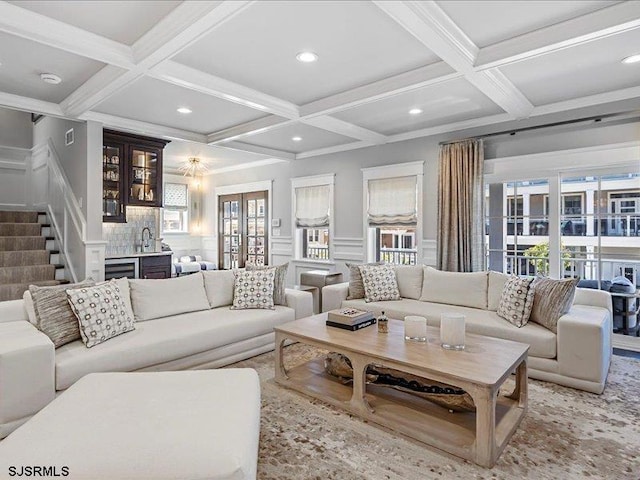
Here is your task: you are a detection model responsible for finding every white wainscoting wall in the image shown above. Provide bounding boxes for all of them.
[0,145,31,210]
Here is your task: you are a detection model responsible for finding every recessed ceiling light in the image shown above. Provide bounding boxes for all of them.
[177,107,192,114]
[296,51,318,63]
[409,108,422,115]
[292,136,302,142]
[622,54,640,64]
[40,73,62,85]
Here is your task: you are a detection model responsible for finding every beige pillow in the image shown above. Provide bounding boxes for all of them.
[203,270,236,308]
[529,277,579,333]
[358,264,401,303]
[29,280,94,348]
[231,269,276,310]
[246,263,288,305]
[346,262,382,299]
[66,280,135,348]
[488,271,510,311]
[496,276,536,327]
[393,265,423,300]
[129,272,210,322]
[419,267,488,309]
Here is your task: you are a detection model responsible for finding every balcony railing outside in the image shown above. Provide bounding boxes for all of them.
[494,215,640,237]
[305,245,329,260]
[380,248,417,265]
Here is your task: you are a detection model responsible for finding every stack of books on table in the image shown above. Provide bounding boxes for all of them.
[326,308,376,331]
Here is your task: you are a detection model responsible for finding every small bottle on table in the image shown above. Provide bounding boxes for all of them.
[378,311,388,333]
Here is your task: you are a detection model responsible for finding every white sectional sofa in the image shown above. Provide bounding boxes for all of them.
[0,271,313,438]
[323,267,612,394]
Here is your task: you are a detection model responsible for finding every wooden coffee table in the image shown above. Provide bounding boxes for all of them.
[274,314,529,468]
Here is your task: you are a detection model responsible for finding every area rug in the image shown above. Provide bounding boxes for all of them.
[228,344,640,480]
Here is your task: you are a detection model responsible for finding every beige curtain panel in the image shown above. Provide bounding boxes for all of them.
[437,139,485,272]
[368,176,417,226]
[295,185,331,227]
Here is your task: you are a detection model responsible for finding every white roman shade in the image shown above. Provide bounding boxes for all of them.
[164,183,188,210]
[295,185,330,228]
[368,176,417,226]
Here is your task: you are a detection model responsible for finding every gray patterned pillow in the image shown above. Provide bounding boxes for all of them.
[529,277,580,333]
[231,268,276,310]
[497,276,535,327]
[358,264,401,303]
[66,280,135,348]
[246,263,288,305]
[346,262,383,299]
[29,280,94,348]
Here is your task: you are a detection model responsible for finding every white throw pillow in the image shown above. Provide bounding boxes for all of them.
[358,264,401,303]
[231,269,276,310]
[488,271,510,311]
[203,269,237,308]
[393,265,424,300]
[419,267,489,309]
[66,280,135,348]
[496,276,536,327]
[129,272,210,321]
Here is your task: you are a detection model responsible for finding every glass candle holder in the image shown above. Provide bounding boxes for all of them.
[440,313,465,350]
[404,315,427,342]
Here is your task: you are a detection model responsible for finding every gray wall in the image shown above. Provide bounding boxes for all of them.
[0,107,32,149]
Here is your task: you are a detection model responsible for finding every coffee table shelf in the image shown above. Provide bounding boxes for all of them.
[275,314,529,467]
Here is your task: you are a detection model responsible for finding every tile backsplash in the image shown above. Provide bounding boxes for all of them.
[103,207,160,256]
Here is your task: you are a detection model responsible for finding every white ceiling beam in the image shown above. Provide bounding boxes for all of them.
[80,112,208,144]
[295,141,374,160]
[0,1,134,68]
[207,116,295,144]
[0,91,64,117]
[221,141,296,161]
[207,158,289,175]
[373,0,533,119]
[60,1,254,118]
[477,1,640,70]
[530,85,640,118]
[150,60,299,119]
[300,62,460,117]
[301,116,387,144]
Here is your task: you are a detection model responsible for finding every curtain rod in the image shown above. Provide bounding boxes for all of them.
[438,111,638,146]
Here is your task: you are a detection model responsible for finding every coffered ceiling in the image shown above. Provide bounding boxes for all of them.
[0,0,639,171]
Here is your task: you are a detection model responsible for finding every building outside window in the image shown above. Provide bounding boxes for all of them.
[291,174,334,261]
[485,171,640,286]
[163,182,189,233]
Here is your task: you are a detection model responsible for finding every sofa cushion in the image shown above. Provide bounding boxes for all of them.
[54,306,295,390]
[246,263,288,305]
[67,280,136,348]
[129,273,210,322]
[496,276,536,328]
[530,277,580,333]
[203,270,236,308]
[358,264,401,303]
[231,269,276,310]
[393,265,423,300]
[488,271,510,311]
[419,267,488,310]
[346,262,382,300]
[341,298,556,358]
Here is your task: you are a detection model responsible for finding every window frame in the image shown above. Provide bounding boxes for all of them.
[362,161,424,264]
[291,174,335,262]
[162,181,190,235]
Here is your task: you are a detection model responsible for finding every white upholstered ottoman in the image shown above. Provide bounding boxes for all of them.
[0,370,261,480]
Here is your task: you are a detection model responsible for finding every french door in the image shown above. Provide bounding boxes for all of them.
[218,191,268,269]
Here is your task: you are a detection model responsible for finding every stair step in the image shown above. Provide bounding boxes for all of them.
[0,264,56,284]
[0,211,39,224]
[0,250,50,267]
[0,223,43,237]
[0,280,64,302]
[0,236,46,251]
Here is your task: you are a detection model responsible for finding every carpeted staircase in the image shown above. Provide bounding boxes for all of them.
[0,211,67,301]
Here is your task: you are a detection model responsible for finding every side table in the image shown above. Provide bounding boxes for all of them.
[299,270,343,312]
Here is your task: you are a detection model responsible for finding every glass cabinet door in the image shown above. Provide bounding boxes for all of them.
[102,142,125,222]
[128,145,162,207]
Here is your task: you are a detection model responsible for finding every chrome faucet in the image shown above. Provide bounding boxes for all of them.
[141,227,153,252]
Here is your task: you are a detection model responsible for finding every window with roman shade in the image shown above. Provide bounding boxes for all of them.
[367,176,417,226]
[292,175,334,261]
[163,182,189,233]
